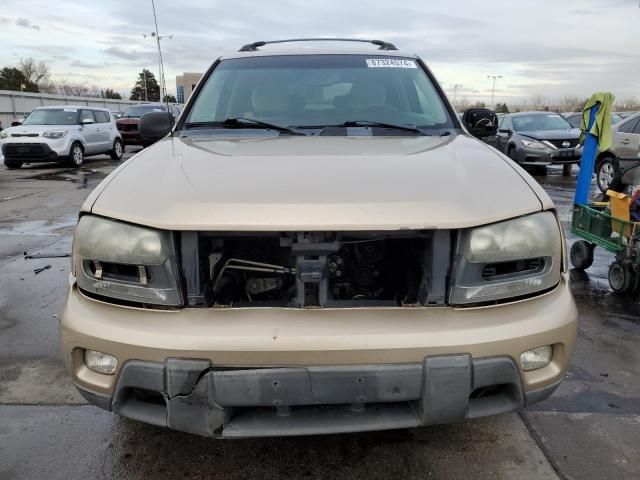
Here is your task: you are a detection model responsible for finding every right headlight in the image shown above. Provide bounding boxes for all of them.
[450,211,562,305]
[521,139,547,150]
[73,215,182,306]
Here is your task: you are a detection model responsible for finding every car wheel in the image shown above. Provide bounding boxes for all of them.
[608,261,633,293]
[508,146,518,162]
[596,157,622,193]
[4,159,23,169]
[110,138,124,161]
[570,240,595,270]
[67,142,84,168]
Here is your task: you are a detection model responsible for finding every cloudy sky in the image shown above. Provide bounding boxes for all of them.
[0,0,638,104]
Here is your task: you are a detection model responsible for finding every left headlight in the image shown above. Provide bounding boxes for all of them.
[521,139,547,150]
[73,215,182,306]
[0,130,8,139]
[43,130,68,139]
[450,211,562,305]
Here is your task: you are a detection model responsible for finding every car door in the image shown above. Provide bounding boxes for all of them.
[495,116,512,153]
[619,117,640,185]
[93,110,113,152]
[78,109,101,154]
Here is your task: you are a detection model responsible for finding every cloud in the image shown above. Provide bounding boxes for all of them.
[71,60,111,69]
[15,17,40,30]
[0,17,10,24]
[103,46,149,61]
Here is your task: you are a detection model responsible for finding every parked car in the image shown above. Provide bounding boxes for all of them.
[563,112,623,129]
[487,111,582,175]
[116,103,181,146]
[62,39,576,438]
[594,112,640,192]
[0,106,123,169]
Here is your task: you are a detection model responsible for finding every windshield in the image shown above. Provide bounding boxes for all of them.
[22,108,79,126]
[612,114,623,124]
[185,55,453,131]
[123,105,165,118]
[512,113,572,132]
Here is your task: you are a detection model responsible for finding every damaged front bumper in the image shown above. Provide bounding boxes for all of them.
[75,356,559,437]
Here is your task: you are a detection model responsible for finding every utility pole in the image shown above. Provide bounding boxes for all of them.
[487,75,502,107]
[452,84,462,104]
[142,0,172,103]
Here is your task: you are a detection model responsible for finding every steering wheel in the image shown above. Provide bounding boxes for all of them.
[353,104,399,115]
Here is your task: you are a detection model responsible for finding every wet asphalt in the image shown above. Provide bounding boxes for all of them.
[0,155,638,480]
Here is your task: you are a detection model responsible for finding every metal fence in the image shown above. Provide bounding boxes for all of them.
[0,89,143,128]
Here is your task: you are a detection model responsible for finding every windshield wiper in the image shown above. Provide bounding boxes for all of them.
[184,117,305,135]
[329,120,429,135]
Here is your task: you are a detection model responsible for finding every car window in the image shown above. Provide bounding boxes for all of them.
[618,118,639,134]
[122,105,165,118]
[94,111,110,123]
[79,110,95,123]
[22,108,79,126]
[566,114,581,128]
[632,119,640,134]
[512,113,571,132]
[500,116,511,130]
[186,54,453,130]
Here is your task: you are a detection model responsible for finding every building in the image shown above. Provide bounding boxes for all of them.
[176,73,203,104]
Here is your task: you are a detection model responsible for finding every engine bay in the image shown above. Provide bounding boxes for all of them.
[180,230,452,308]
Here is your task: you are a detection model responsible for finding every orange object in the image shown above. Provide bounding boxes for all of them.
[606,190,632,236]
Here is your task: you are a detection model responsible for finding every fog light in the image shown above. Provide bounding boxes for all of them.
[84,349,117,375]
[520,345,552,371]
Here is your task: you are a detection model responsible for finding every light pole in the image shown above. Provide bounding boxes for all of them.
[487,75,502,107]
[451,84,462,104]
[142,0,172,103]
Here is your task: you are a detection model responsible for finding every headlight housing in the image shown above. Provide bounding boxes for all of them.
[0,130,8,139]
[73,215,182,306]
[521,139,547,150]
[43,130,68,139]
[450,211,562,305]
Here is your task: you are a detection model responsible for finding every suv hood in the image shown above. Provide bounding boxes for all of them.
[2,124,77,136]
[88,134,545,230]
[519,129,580,141]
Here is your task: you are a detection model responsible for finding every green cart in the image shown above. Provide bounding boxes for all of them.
[570,203,640,293]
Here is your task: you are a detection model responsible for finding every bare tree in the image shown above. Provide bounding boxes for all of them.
[48,79,101,97]
[528,94,548,111]
[615,97,640,112]
[453,97,471,112]
[560,95,587,113]
[18,57,50,84]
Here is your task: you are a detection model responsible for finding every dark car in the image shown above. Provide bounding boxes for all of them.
[563,112,623,129]
[117,103,181,146]
[487,112,582,175]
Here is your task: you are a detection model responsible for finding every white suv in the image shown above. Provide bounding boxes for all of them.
[1,106,124,169]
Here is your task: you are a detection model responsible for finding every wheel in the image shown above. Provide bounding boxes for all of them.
[596,157,623,193]
[608,261,633,293]
[3,159,23,169]
[110,138,124,161]
[570,241,595,270]
[67,142,84,168]
[507,146,520,164]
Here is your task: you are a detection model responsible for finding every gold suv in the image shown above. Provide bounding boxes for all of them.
[61,39,577,437]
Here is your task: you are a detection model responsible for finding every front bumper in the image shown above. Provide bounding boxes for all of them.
[61,276,577,436]
[516,146,582,166]
[75,356,560,437]
[1,138,72,162]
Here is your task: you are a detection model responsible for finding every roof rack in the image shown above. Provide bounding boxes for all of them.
[238,38,398,52]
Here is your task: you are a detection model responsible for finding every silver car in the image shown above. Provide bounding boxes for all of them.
[595,112,640,192]
[0,106,124,169]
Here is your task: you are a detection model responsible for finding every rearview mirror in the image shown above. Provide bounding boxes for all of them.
[139,111,173,145]
[462,108,498,139]
[81,118,94,125]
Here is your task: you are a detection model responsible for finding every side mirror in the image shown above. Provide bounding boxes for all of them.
[81,118,95,125]
[498,128,512,135]
[139,111,173,145]
[462,108,498,139]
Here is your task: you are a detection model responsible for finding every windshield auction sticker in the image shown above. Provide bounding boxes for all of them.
[365,58,417,68]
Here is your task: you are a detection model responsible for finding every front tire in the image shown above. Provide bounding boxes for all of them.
[67,142,84,168]
[608,261,633,293]
[570,240,595,270]
[4,159,23,169]
[596,157,622,193]
[110,138,124,161]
